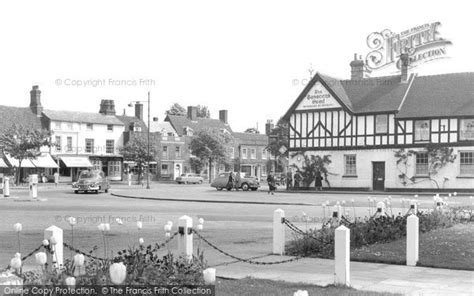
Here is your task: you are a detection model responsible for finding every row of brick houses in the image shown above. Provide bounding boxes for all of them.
[0,86,272,183]
[283,54,474,191]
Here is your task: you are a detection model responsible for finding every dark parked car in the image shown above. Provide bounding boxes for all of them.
[176,173,204,184]
[72,170,110,194]
[210,172,259,191]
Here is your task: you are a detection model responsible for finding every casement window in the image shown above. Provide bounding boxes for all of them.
[86,123,93,131]
[161,164,169,175]
[175,146,181,159]
[55,136,61,152]
[91,160,101,171]
[85,139,94,153]
[344,154,357,176]
[106,140,114,154]
[242,148,248,159]
[162,146,168,158]
[460,151,474,175]
[460,119,474,141]
[66,137,73,152]
[107,124,113,132]
[375,115,388,134]
[250,148,256,159]
[414,120,430,142]
[415,152,429,176]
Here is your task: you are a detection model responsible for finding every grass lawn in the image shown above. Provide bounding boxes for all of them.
[351,223,474,270]
[216,277,401,296]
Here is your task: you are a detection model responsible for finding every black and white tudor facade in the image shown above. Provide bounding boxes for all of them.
[283,56,474,191]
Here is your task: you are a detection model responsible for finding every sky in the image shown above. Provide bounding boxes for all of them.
[0,0,473,132]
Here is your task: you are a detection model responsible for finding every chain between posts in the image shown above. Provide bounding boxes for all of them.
[282,218,333,245]
[0,244,45,272]
[193,229,303,265]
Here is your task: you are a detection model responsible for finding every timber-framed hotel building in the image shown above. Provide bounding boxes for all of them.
[283,54,474,191]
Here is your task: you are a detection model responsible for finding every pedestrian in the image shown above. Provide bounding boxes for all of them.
[267,172,276,195]
[286,171,292,190]
[227,172,234,191]
[235,171,241,191]
[54,171,59,187]
[294,172,302,190]
[315,171,324,191]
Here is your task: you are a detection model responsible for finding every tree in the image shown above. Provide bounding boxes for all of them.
[244,127,260,134]
[189,129,233,182]
[290,154,332,188]
[119,137,157,184]
[0,124,53,185]
[165,103,186,116]
[266,118,289,172]
[188,157,204,174]
[196,105,210,118]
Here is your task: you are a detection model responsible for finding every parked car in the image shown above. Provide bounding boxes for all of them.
[72,170,110,194]
[210,172,260,191]
[176,173,204,184]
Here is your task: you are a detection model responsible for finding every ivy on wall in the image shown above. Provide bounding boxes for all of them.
[394,144,457,189]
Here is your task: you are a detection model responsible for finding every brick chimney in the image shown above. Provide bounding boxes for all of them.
[400,53,409,83]
[187,106,197,121]
[219,110,228,124]
[135,103,144,120]
[350,53,365,80]
[29,85,43,117]
[265,120,274,136]
[99,99,116,115]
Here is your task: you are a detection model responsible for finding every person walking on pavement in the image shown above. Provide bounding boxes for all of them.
[227,172,234,191]
[315,170,324,191]
[234,171,241,191]
[286,171,292,190]
[267,172,276,195]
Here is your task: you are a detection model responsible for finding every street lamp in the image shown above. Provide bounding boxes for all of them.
[128,91,151,189]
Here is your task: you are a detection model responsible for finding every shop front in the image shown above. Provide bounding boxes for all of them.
[59,156,93,182]
[89,156,123,181]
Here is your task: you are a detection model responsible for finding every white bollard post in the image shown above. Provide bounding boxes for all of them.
[406,214,419,266]
[335,225,350,286]
[273,209,285,255]
[376,201,386,217]
[178,215,193,261]
[44,225,63,271]
[4,177,10,197]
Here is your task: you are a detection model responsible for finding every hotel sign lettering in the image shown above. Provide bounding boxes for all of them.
[365,22,452,73]
[296,82,340,110]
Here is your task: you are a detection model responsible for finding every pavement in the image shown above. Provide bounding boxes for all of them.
[213,255,474,296]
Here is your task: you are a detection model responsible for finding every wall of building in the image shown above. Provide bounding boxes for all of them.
[290,146,474,190]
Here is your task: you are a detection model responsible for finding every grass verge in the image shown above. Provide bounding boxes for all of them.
[216,277,401,296]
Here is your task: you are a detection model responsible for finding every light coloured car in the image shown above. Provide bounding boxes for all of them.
[176,173,204,184]
[210,172,259,191]
[72,170,110,194]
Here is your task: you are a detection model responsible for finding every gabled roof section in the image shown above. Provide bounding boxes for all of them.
[397,72,474,118]
[340,75,411,113]
[0,106,43,133]
[165,115,232,136]
[233,132,268,146]
[116,115,148,132]
[149,121,177,135]
[44,110,124,125]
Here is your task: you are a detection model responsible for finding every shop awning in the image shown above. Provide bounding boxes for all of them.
[60,156,93,168]
[5,155,35,168]
[32,154,59,168]
[0,158,8,168]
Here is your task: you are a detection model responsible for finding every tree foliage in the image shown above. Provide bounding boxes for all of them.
[0,124,53,185]
[266,118,289,159]
[120,137,157,182]
[290,154,332,187]
[196,105,210,118]
[189,129,233,181]
[244,127,260,134]
[165,103,186,116]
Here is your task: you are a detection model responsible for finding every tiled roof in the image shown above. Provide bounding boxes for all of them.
[44,109,124,125]
[397,73,474,118]
[233,132,268,146]
[116,115,148,132]
[149,121,177,135]
[165,115,232,136]
[0,106,43,133]
[284,71,474,119]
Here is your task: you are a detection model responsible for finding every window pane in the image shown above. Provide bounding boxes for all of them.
[414,120,430,141]
[460,152,474,175]
[416,153,429,175]
[376,115,388,134]
[460,119,474,140]
[344,155,356,175]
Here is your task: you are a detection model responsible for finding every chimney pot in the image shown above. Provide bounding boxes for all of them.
[135,103,144,120]
[187,106,197,121]
[99,99,116,115]
[219,110,228,124]
[29,85,43,117]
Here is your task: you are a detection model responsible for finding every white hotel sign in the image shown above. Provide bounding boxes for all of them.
[296,81,340,110]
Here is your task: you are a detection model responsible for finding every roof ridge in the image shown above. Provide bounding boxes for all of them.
[415,71,474,78]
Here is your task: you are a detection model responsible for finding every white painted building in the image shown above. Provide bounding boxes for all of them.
[43,100,125,181]
[283,55,474,191]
